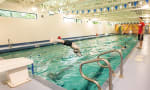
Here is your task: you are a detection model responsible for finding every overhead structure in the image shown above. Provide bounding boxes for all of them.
[1,0,150,22]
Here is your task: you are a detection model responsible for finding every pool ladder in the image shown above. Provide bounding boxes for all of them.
[80,58,112,90]
[97,49,124,78]
[80,49,124,90]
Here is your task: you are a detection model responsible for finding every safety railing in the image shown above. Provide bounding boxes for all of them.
[97,49,123,78]
[80,58,112,90]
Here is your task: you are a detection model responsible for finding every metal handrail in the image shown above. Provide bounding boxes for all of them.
[97,49,123,78]
[8,38,13,49]
[80,58,112,90]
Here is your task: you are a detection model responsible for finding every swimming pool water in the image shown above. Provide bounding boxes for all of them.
[0,35,137,90]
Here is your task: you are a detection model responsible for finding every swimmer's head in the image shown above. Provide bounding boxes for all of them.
[73,49,79,53]
[121,46,127,51]
[73,49,82,56]
[124,46,127,48]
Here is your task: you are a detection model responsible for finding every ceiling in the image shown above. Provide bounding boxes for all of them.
[2,0,150,23]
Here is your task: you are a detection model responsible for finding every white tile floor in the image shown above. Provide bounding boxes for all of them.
[0,79,53,90]
[0,75,66,90]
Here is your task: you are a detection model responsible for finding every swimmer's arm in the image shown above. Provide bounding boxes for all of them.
[76,52,82,56]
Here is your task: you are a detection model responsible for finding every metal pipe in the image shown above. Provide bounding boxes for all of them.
[97,50,123,78]
[80,58,112,90]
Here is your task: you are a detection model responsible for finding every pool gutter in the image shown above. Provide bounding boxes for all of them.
[0,34,116,54]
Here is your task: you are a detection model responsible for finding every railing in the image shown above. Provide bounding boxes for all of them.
[8,38,13,49]
[97,49,123,78]
[80,58,112,90]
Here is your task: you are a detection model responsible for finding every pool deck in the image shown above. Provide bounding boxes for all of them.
[0,75,66,90]
[106,34,150,90]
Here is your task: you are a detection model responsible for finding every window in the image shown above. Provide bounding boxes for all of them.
[0,9,37,19]
[0,10,11,17]
[93,21,101,24]
[76,19,82,24]
[63,17,75,23]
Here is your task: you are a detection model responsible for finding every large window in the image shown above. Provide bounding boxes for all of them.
[0,9,37,19]
[63,17,75,23]
[0,10,11,17]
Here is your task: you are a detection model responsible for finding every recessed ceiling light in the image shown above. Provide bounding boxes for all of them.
[59,3,63,6]
[139,1,143,5]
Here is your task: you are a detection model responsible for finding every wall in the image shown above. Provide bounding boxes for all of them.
[115,24,138,34]
[115,24,150,34]
[0,1,115,45]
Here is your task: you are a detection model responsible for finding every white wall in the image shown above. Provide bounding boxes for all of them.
[0,1,115,45]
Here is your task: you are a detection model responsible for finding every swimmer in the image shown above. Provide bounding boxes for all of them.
[50,38,82,56]
[115,45,127,53]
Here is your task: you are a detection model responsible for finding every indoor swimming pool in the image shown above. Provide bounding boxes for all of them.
[0,35,137,90]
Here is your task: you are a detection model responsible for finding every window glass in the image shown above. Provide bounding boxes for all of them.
[0,10,11,17]
[0,9,37,19]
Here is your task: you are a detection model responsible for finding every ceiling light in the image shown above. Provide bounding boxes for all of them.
[120,5,122,9]
[31,7,37,12]
[142,4,149,9]
[59,3,63,6]
[41,9,45,12]
[139,1,143,5]
[145,14,150,17]
[111,7,114,11]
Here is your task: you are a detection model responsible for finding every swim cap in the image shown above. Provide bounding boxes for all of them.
[58,36,61,39]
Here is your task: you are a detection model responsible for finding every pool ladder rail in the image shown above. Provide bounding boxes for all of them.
[80,58,112,90]
[97,49,124,78]
[80,49,124,90]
